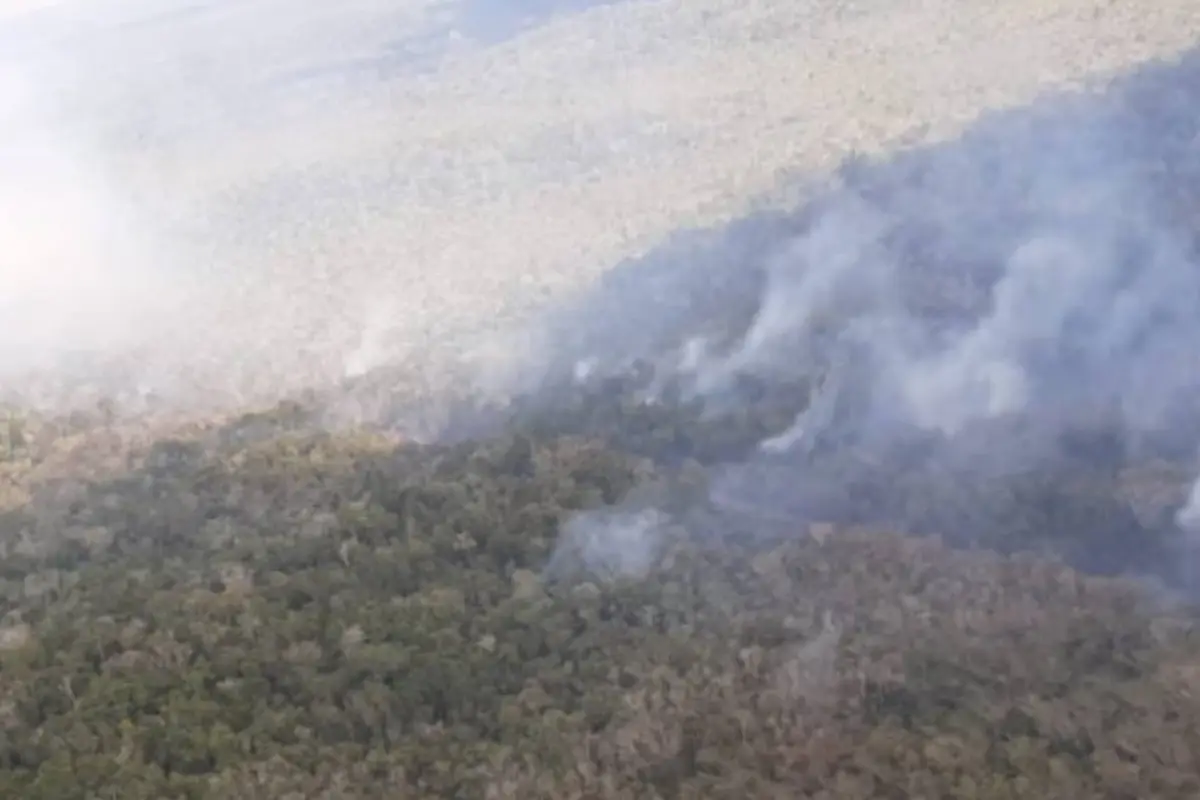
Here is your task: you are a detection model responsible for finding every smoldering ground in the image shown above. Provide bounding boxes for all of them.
[513,48,1200,591]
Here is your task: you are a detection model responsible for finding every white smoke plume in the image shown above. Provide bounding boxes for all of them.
[545,507,668,581]
[515,49,1200,587]
[0,64,184,382]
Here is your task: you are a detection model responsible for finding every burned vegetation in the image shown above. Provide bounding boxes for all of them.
[3,47,1200,800]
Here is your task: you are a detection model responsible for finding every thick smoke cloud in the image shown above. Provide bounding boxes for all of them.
[0,0,652,416]
[521,49,1200,588]
[0,62,186,395]
[0,2,447,414]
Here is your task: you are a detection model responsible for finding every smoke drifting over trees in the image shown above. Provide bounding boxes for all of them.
[498,49,1200,589]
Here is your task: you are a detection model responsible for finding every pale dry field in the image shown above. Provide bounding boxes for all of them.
[1,0,1198,407]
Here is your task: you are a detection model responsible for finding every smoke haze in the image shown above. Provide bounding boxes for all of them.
[0,64,182,378]
[1,1,1199,587]
[517,49,1200,589]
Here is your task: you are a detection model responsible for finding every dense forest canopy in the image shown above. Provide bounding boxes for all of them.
[2,44,1200,800]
